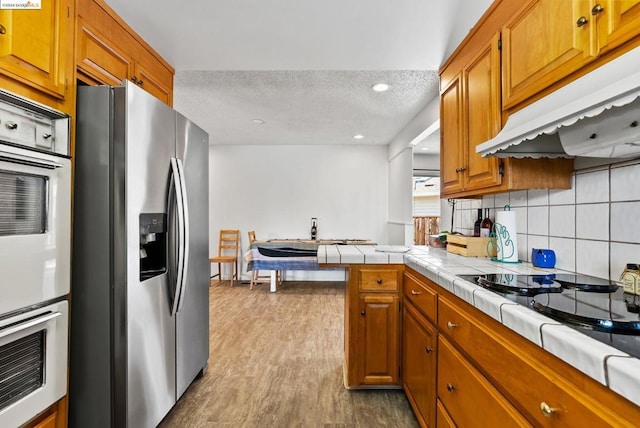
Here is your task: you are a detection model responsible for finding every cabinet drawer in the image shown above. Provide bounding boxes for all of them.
[359,268,398,291]
[436,399,455,428]
[403,271,437,323]
[438,296,638,427]
[438,336,530,427]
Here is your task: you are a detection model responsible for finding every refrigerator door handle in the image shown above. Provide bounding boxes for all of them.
[169,157,186,317]
[175,158,189,313]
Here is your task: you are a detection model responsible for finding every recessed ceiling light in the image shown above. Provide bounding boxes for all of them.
[353,134,364,140]
[252,119,264,124]
[371,83,390,92]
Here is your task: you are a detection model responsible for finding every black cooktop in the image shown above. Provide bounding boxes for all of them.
[459,273,640,359]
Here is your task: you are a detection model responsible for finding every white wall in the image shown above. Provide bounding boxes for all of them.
[209,144,389,280]
[388,147,413,245]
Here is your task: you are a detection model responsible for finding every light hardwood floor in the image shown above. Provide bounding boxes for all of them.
[159,280,419,427]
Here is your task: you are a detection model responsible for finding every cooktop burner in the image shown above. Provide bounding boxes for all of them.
[459,273,640,359]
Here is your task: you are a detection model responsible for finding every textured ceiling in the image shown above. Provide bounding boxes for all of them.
[174,70,439,146]
[103,0,493,148]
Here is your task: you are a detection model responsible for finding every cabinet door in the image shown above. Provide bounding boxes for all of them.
[462,33,502,191]
[403,303,436,428]
[76,17,134,85]
[133,60,173,105]
[0,0,70,99]
[440,75,464,195]
[358,294,399,385]
[502,0,594,109]
[596,0,640,54]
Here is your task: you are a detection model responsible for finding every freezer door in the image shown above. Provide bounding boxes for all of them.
[175,112,210,399]
[123,82,177,428]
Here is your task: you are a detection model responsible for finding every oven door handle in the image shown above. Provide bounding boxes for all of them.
[0,311,62,339]
[0,152,64,169]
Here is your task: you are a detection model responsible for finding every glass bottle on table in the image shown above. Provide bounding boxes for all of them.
[311,218,318,240]
[480,209,493,237]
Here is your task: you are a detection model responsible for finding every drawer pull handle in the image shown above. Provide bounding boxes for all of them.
[540,402,557,417]
[446,383,455,392]
[376,278,382,284]
[410,290,421,295]
[426,347,433,354]
[576,16,588,27]
[447,321,458,329]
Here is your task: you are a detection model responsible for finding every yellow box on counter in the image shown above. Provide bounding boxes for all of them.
[446,235,496,257]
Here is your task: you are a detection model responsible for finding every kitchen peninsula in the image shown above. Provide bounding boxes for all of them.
[319,245,640,427]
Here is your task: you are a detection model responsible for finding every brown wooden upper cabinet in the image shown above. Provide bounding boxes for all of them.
[502,0,640,110]
[76,0,174,105]
[0,0,75,114]
[441,33,502,196]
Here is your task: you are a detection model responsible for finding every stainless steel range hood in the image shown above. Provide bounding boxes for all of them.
[477,46,640,159]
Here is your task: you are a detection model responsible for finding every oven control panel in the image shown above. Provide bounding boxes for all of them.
[0,90,69,157]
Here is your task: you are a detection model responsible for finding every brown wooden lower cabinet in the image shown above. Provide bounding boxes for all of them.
[402,301,436,428]
[436,399,455,428]
[438,336,531,427]
[401,267,640,427]
[344,264,403,388]
[23,396,67,428]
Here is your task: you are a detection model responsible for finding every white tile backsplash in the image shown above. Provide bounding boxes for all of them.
[549,176,576,205]
[611,201,640,244]
[611,162,640,202]
[549,205,575,238]
[576,169,609,203]
[527,206,549,236]
[528,189,549,206]
[576,203,609,241]
[495,193,510,209]
[549,237,575,272]
[453,160,640,279]
[610,242,640,281]
[576,240,610,279]
[509,190,527,207]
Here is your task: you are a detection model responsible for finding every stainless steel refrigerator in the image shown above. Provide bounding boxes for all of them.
[70,81,209,428]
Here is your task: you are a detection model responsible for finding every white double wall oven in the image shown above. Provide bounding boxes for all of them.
[0,90,71,428]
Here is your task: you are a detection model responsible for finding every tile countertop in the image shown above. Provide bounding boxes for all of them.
[317,244,640,407]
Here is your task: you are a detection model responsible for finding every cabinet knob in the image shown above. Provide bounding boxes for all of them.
[5,121,17,130]
[360,310,365,316]
[376,278,382,284]
[446,383,456,392]
[540,402,557,417]
[138,79,144,86]
[425,347,433,354]
[576,16,588,27]
[42,133,52,140]
[591,4,604,15]
[446,321,459,329]
[131,76,138,83]
[410,289,421,295]
[0,24,5,35]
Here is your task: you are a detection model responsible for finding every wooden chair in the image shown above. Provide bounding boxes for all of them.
[248,230,281,290]
[210,229,240,286]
